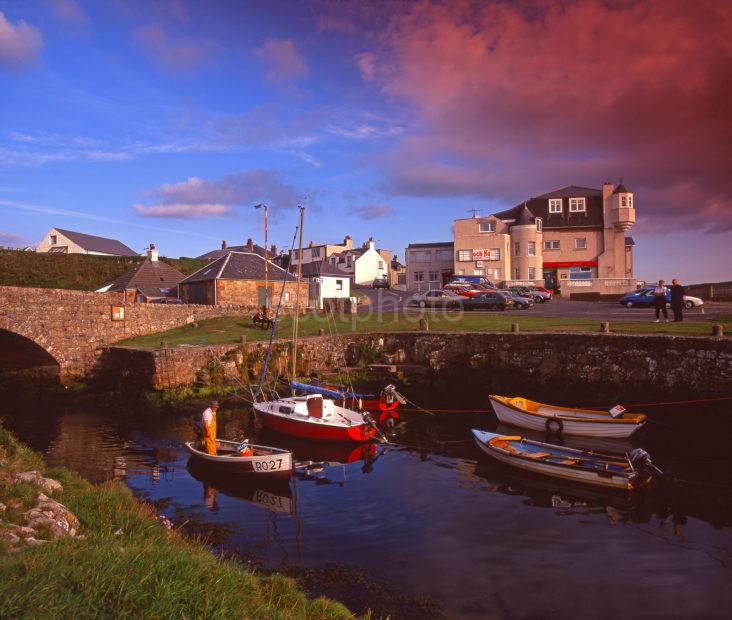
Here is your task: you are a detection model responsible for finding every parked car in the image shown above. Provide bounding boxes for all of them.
[619,288,703,309]
[463,291,513,311]
[498,290,534,310]
[150,297,184,304]
[372,277,390,289]
[444,283,481,297]
[408,289,464,309]
[527,285,553,298]
[509,285,551,303]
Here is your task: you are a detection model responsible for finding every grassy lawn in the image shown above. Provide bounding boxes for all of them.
[117,311,731,348]
[0,425,353,619]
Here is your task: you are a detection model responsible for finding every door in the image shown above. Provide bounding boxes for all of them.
[544,269,557,292]
[257,285,273,308]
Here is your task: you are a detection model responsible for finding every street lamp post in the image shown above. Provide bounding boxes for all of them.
[254,204,268,313]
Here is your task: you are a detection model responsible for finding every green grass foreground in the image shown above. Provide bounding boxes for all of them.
[117,311,731,348]
[0,426,354,619]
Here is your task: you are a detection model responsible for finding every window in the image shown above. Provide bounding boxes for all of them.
[514,268,520,280]
[335,279,343,291]
[488,248,500,261]
[528,267,535,280]
[527,241,536,256]
[569,266,592,280]
[569,197,586,212]
[479,221,496,233]
[311,247,321,257]
[414,271,424,282]
[411,250,431,262]
[494,268,502,280]
[378,261,385,269]
[346,255,353,266]
[575,238,587,250]
[544,240,560,250]
[457,249,473,262]
[628,195,632,208]
[429,270,439,281]
[283,292,290,302]
[621,195,627,207]
[50,235,57,245]
[514,242,520,257]
[536,218,542,232]
[474,269,484,276]
[548,199,562,213]
[436,249,453,262]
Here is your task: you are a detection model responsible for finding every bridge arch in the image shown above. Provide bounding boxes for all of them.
[0,327,61,383]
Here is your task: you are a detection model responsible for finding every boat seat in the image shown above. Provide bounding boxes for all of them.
[524,451,552,460]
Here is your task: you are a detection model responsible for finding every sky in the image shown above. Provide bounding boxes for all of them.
[1,0,730,284]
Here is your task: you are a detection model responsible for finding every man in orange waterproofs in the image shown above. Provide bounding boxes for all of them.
[201,401,219,455]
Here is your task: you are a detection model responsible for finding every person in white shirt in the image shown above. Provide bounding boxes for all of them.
[652,280,668,322]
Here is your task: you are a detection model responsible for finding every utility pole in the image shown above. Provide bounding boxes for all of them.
[254,204,269,312]
[292,206,305,382]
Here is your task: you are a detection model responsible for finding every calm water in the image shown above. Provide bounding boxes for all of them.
[5,395,732,619]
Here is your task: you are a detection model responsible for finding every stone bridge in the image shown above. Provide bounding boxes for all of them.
[0,286,254,382]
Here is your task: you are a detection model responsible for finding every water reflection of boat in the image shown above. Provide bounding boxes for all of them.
[258,432,378,466]
[187,459,293,514]
[489,395,646,438]
[472,430,655,491]
[495,424,634,456]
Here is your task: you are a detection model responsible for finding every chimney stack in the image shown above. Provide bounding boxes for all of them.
[148,243,158,262]
[602,181,614,201]
[221,240,227,250]
[270,244,277,255]
[246,238,254,251]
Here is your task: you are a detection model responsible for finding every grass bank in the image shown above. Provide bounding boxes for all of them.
[0,425,354,619]
[117,311,732,348]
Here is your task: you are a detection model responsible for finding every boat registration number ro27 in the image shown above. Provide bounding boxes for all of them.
[254,458,284,472]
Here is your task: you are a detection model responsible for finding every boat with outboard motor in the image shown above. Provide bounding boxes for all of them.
[185,439,293,476]
[489,395,647,438]
[472,429,661,491]
[287,380,403,419]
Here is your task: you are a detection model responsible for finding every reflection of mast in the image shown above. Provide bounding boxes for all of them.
[293,476,303,564]
[292,206,305,385]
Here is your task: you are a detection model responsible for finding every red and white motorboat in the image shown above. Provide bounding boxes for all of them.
[253,394,378,443]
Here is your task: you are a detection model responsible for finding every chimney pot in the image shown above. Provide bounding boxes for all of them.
[148,244,158,262]
[221,240,227,250]
[246,238,253,250]
[270,244,277,255]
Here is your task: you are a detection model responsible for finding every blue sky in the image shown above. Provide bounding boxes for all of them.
[1,0,730,283]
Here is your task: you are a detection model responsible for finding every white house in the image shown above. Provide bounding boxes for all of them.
[328,238,389,285]
[299,261,351,309]
[36,227,139,257]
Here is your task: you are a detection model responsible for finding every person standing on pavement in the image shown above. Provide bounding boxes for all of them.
[653,280,669,322]
[669,278,686,322]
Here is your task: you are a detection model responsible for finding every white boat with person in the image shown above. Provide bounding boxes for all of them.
[471,430,661,491]
[185,439,293,477]
[489,395,647,438]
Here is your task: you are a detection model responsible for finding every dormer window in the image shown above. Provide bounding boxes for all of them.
[479,221,496,233]
[569,198,586,212]
[548,199,562,213]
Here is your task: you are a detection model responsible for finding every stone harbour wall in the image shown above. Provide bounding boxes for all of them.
[101,331,732,401]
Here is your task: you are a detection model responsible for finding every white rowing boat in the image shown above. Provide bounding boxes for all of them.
[185,439,292,477]
[489,395,646,438]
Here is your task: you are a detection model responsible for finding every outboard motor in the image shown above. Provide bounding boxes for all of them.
[629,448,664,479]
[382,384,407,405]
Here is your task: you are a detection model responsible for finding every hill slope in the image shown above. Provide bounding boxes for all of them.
[0,250,208,291]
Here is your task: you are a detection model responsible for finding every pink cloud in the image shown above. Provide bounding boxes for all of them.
[373,0,732,232]
[0,11,43,71]
[354,203,394,219]
[47,0,90,31]
[134,22,213,73]
[355,52,375,81]
[0,230,27,246]
[255,38,309,84]
[133,203,232,219]
[133,170,305,219]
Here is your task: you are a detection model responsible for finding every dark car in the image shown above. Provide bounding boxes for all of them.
[150,297,184,304]
[463,291,513,311]
[498,290,533,309]
[408,289,464,309]
[372,277,390,289]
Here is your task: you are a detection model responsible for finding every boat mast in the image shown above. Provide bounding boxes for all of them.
[292,205,305,385]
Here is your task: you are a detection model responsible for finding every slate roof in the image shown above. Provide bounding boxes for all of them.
[490,185,605,229]
[54,228,138,256]
[105,259,185,298]
[298,261,350,278]
[197,243,266,261]
[180,252,296,284]
[613,183,631,194]
[406,241,454,249]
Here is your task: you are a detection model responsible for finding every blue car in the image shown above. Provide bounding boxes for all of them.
[619,288,702,309]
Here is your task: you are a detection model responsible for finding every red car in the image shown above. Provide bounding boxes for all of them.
[444,283,481,297]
